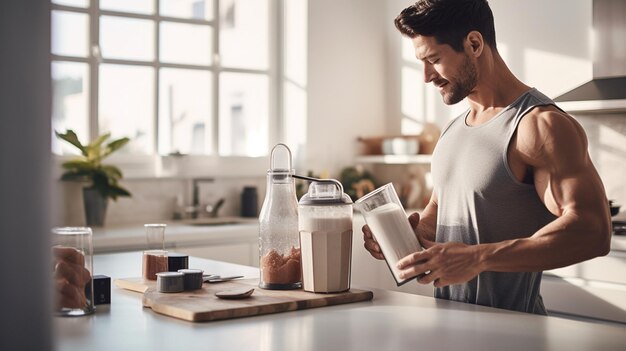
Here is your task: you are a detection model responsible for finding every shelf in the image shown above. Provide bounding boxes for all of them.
[557,99,626,114]
[355,154,432,165]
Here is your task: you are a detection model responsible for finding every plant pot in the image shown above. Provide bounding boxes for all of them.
[83,187,108,227]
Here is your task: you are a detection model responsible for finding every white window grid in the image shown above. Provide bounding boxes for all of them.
[51,0,283,157]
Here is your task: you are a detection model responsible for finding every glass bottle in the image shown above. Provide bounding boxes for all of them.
[258,143,302,289]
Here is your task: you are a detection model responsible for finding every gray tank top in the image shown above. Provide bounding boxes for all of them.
[430,88,557,314]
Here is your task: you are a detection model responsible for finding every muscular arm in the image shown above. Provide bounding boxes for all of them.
[397,107,611,286]
[479,107,611,271]
[415,190,438,243]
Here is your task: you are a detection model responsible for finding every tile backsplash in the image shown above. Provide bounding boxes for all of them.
[53,176,266,227]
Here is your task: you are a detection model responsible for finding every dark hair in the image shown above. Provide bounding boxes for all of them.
[394,0,497,52]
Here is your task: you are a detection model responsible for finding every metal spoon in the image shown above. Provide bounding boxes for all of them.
[203,275,244,283]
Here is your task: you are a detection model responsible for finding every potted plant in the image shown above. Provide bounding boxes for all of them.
[56,130,132,227]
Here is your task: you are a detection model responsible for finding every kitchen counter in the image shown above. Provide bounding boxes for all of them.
[91,218,259,254]
[611,234,626,251]
[55,252,626,351]
[91,216,626,253]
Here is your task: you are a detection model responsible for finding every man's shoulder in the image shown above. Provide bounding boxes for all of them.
[515,104,587,166]
[518,104,580,135]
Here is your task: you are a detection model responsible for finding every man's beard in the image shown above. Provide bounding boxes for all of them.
[439,55,477,105]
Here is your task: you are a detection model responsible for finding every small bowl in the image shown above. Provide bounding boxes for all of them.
[382,137,419,155]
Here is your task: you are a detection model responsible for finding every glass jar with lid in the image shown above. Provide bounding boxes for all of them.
[258,143,301,289]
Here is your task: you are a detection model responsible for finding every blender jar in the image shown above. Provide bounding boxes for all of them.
[299,179,353,293]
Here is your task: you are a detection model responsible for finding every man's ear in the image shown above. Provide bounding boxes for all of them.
[465,31,484,57]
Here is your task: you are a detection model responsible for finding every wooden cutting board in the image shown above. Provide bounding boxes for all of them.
[115,278,374,322]
[115,277,154,293]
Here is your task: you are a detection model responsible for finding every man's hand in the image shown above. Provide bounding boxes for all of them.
[362,223,385,260]
[53,246,92,309]
[396,238,483,288]
[362,211,429,261]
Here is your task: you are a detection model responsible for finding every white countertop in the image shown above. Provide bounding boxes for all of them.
[91,218,259,253]
[611,235,626,251]
[54,252,626,351]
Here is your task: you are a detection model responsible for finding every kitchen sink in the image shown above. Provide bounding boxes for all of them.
[182,217,257,226]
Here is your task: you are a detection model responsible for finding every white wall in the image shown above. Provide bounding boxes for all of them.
[304,0,387,177]
[490,0,593,97]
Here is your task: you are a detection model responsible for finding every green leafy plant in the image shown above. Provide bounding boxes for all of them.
[55,130,132,200]
[339,166,377,201]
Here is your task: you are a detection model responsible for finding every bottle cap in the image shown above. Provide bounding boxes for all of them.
[299,179,352,205]
[268,144,294,180]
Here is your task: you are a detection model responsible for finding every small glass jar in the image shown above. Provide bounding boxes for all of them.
[52,227,95,316]
[143,224,168,280]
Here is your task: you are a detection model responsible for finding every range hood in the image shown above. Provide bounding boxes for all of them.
[554,0,626,114]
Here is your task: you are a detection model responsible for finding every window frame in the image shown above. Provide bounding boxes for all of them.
[51,0,283,178]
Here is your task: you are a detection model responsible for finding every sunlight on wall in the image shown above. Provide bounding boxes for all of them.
[402,36,414,62]
[284,82,307,162]
[284,0,307,88]
[524,48,591,98]
[401,36,426,134]
[401,66,424,122]
[600,124,626,154]
[283,0,307,169]
[598,124,626,201]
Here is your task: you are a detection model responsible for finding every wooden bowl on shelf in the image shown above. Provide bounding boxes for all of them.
[357,136,385,155]
[358,135,422,155]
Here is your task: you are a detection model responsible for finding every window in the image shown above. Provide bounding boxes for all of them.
[51,0,275,158]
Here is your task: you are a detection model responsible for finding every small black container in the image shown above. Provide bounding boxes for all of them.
[156,272,184,293]
[241,186,258,218]
[167,252,189,272]
[178,269,204,290]
[93,275,111,305]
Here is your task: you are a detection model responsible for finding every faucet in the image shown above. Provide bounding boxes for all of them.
[191,177,214,219]
[205,198,225,218]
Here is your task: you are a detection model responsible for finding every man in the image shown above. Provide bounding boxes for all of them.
[362,0,611,314]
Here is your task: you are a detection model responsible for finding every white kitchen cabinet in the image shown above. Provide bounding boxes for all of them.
[542,245,626,323]
[548,250,626,285]
[542,275,626,323]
